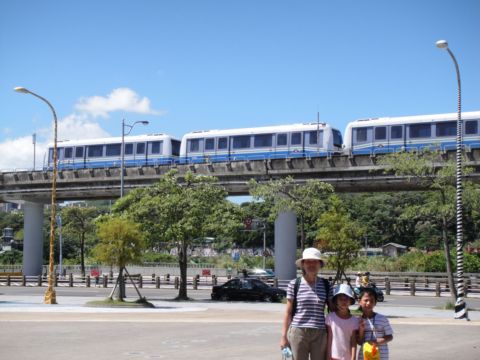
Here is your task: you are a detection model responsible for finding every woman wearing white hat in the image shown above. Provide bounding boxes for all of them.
[280,247,332,360]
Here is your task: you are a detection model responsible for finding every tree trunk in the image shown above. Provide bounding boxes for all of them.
[440,191,457,302]
[177,240,189,300]
[112,266,126,301]
[80,233,85,277]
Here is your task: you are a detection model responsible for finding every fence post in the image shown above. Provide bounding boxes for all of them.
[385,278,390,295]
[7,275,11,286]
[22,275,26,287]
[37,274,42,287]
[85,275,90,287]
[156,276,160,289]
[103,274,108,288]
[464,278,469,298]
[435,282,441,297]
[212,275,217,286]
[166,273,170,283]
[69,273,73,287]
[138,275,143,289]
[174,276,179,289]
[424,276,429,288]
[151,273,155,284]
[54,274,59,287]
[193,276,198,290]
[274,277,279,288]
[409,279,415,296]
[404,277,409,288]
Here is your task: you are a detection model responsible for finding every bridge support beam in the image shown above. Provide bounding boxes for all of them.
[23,201,44,276]
[274,211,297,280]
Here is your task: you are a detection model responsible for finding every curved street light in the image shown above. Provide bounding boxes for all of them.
[121,119,149,197]
[14,86,58,305]
[435,40,468,320]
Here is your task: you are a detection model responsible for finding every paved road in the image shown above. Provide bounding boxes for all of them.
[1,288,480,360]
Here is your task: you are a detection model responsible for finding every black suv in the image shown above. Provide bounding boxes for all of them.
[211,278,286,302]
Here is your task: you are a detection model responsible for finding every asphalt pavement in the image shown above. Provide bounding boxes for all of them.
[1,287,479,360]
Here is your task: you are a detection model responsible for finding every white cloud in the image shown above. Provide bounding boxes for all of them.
[75,87,163,118]
[0,87,163,170]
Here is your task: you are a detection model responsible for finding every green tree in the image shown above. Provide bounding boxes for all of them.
[315,196,364,283]
[115,170,231,300]
[249,177,334,250]
[378,148,476,301]
[93,215,145,301]
[60,206,100,276]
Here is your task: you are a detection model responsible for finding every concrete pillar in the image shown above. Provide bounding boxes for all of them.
[23,202,44,276]
[274,211,297,280]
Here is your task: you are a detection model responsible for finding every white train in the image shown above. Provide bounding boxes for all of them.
[47,134,181,170]
[179,123,343,163]
[343,111,480,155]
[44,110,480,169]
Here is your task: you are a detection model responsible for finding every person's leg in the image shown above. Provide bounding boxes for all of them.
[288,327,310,360]
[309,329,328,360]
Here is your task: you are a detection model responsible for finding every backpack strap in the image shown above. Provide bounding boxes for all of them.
[292,277,302,317]
[322,277,331,312]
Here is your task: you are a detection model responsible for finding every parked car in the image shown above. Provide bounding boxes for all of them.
[211,278,286,302]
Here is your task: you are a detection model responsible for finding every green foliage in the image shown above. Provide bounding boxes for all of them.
[316,196,364,279]
[93,215,145,269]
[249,176,334,248]
[464,252,480,273]
[0,249,23,265]
[143,252,177,263]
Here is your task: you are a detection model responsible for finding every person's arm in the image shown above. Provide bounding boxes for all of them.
[280,299,293,348]
[326,324,333,360]
[357,318,365,345]
[350,331,357,360]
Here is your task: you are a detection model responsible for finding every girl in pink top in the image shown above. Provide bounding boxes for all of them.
[326,284,364,360]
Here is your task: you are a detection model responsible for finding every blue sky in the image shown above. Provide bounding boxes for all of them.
[0,0,479,170]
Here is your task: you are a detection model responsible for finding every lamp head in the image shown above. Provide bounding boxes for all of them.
[14,86,30,94]
[436,40,449,49]
[141,121,149,125]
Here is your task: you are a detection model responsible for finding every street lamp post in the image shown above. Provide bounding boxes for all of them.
[14,87,58,304]
[435,40,468,320]
[121,119,149,197]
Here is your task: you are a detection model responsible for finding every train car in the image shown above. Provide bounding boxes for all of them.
[179,122,343,164]
[343,111,480,155]
[46,134,181,170]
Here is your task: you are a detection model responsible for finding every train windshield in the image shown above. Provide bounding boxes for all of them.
[333,130,343,148]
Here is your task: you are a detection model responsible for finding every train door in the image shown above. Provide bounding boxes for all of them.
[74,146,85,169]
[275,133,288,159]
[389,125,405,152]
[290,132,303,157]
[351,127,373,155]
[372,126,387,154]
[135,142,147,166]
[406,123,431,151]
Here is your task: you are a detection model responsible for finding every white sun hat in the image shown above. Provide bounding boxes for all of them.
[333,283,355,304]
[295,247,325,268]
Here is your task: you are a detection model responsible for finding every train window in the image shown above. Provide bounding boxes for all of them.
[291,132,302,145]
[233,135,251,149]
[171,140,181,156]
[150,141,162,154]
[391,126,403,139]
[188,139,201,152]
[64,147,73,159]
[355,128,368,142]
[254,134,272,147]
[375,127,386,141]
[218,137,228,150]
[205,138,215,151]
[87,145,103,157]
[308,131,318,145]
[75,147,84,158]
[436,121,456,137]
[409,124,431,138]
[277,133,287,146]
[465,121,478,135]
[106,144,121,156]
[136,143,146,154]
[125,143,133,155]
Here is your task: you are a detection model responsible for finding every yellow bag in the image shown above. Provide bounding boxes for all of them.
[363,342,380,360]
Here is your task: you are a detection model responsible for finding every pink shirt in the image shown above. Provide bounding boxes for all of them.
[326,312,360,360]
